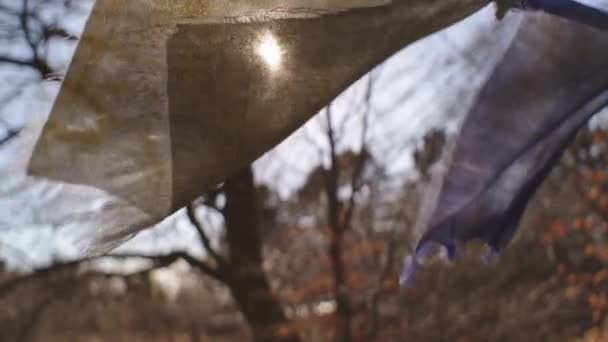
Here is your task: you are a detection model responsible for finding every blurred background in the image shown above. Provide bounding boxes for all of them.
[1,1,608,341]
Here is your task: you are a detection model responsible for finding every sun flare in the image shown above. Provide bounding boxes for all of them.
[255,32,283,72]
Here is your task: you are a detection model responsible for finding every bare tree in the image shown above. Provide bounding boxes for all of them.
[0,0,81,78]
[187,168,302,342]
[0,0,85,145]
[0,166,302,342]
[286,72,407,342]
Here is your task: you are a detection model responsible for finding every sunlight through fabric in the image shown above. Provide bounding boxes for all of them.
[255,31,284,73]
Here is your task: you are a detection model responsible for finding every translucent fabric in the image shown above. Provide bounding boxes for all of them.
[25,0,608,257]
[403,13,608,285]
[28,0,484,227]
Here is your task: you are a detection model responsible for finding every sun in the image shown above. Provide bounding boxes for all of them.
[255,31,284,72]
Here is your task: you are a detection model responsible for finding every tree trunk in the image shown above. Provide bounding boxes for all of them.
[222,167,301,342]
[328,227,353,342]
[324,108,353,342]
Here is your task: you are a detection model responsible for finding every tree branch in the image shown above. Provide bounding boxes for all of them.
[341,74,374,232]
[0,126,20,146]
[109,251,225,282]
[0,251,224,298]
[186,203,227,269]
[364,237,397,340]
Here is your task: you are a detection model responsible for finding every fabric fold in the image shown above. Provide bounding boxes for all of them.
[404,13,608,286]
